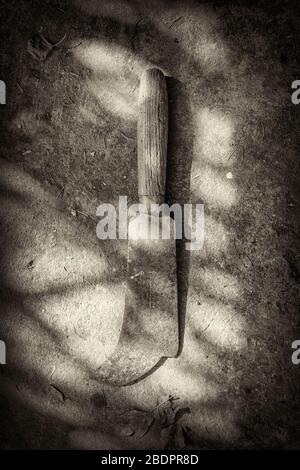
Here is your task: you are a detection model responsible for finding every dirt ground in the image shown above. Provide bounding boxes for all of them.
[0,0,300,449]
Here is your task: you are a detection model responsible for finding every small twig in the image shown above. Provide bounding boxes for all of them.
[63,101,75,107]
[183,144,191,152]
[131,83,138,94]
[26,260,35,270]
[130,270,144,280]
[76,209,91,218]
[21,119,28,134]
[73,325,86,340]
[202,318,215,334]
[103,131,109,149]
[177,269,188,289]
[71,207,94,220]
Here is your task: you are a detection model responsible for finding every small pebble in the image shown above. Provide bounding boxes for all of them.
[26,260,35,269]
[120,426,134,437]
[226,172,233,179]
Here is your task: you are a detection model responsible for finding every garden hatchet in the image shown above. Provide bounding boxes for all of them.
[97,68,178,386]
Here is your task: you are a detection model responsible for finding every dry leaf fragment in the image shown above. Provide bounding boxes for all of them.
[28,32,66,61]
[26,260,35,269]
[140,414,155,438]
[120,426,135,437]
[174,425,186,449]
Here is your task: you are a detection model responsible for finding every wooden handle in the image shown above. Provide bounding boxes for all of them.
[137,68,168,205]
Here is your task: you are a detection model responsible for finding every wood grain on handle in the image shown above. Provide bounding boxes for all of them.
[137,68,168,205]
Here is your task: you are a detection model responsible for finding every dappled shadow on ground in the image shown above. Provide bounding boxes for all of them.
[0,0,300,450]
